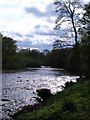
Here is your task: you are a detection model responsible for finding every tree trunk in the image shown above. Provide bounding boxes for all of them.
[71,16,80,74]
[71,16,78,46]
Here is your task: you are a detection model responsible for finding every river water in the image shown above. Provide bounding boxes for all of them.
[1,67,78,119]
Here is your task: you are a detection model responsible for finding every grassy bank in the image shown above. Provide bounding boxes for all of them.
[13,79,89,120]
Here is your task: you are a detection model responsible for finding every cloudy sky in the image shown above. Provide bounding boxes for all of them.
[0,0,89,51]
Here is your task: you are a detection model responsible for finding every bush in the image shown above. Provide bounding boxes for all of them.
[62,99,77,112]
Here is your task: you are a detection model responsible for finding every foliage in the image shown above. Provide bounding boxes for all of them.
[2,36,17,69]
[48,49,66,68]
[61,99,77,112]
[79,2,90,78]
[53,40,66,49]
[79,44,90,78]
[80,2,90,45]
[2,36,17,55]
[2,36,45,70]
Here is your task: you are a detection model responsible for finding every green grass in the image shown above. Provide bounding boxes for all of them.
[14,80,90,120]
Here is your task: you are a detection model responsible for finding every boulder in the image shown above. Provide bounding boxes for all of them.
[36,88,52,100]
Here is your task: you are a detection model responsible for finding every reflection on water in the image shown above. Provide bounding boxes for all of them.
[2,67,78,119]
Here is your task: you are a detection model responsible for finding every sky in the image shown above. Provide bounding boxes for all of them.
[0,0,89,51]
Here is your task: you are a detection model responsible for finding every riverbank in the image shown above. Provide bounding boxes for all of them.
[11,79,89,120]
[2,69,27,73]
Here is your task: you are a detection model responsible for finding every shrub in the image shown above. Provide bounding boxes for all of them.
[62,99,77,112]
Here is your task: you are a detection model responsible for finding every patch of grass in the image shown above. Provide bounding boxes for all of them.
[14,79,90,120]
[61,99,77,112]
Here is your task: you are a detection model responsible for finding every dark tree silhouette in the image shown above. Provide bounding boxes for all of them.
[54,0,83,73]
[54,0,83,46]
[80,2,90,45]
[79,2,90,78]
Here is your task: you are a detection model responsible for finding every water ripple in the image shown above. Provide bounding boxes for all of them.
[2,67,78,119]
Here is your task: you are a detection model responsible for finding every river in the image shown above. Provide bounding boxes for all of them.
[1,67,78,119]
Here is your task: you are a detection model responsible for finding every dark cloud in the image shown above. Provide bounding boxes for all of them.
[34,25,41,29]
[25,33,34,38]
[9,32,34,39]
[10,32,23,37]
[24,3,56,18]
[35,30,57,36]
[46,3,56,17]
[24,7,45,17]
[17,40,52,51]
[34,25,48,30]
[34,25,63,37]
[46,18,53,23]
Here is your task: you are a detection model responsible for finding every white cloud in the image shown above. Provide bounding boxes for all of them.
[0,0,56,50]
[0,0,54,32]
[0,0,89,50]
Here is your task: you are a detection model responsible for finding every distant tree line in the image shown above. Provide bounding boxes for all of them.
[2,36,45,70]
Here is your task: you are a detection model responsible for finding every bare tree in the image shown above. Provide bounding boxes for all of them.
[54,0,83,46]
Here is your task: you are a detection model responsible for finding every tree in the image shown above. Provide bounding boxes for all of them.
[53,39,73,49]
[79,2,90,78]
[2,36,17,55]
[54,0,83,73]
[80,2,90,45]
[53,40,64,49]
[2,36,17,69]
[54,0,83,46]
